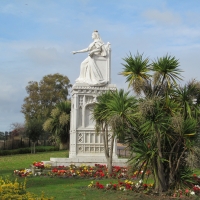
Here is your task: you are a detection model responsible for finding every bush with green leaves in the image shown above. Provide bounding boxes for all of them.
[0,177,53,199]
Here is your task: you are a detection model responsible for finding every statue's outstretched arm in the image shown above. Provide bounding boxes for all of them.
[72,47,89,54]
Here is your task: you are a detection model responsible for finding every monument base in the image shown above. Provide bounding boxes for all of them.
[42,156,128,167]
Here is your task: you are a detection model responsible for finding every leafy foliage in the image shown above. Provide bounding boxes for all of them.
[43,101,71,149]
[25,118,45,153]
[21,73,71,121]
[120,52,200,194]
[93,89,137,174]
[120,52,151,95]
[0,177,53,199]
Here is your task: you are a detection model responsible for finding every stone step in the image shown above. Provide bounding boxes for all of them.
[42,157,128,167]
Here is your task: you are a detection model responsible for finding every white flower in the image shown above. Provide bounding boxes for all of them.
[135,183,140,188]
[190,191,195,195]
[139,179,143,184]
[25,169,31,173]
[119,186,125,191]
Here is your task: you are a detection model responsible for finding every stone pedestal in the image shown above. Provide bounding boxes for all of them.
[69,83,118,160]
[43,83,128,167]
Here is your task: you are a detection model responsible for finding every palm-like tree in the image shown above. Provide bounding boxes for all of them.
[120,52,200,194]
[139,97,169,192]
[120,52,151,95]
[168,116,198,188]
[129,134,157,180]
[93,91,112,174]
[152,55,182,86]
[93,89,137,175]
[173,81,200,119]
[106,89,137,138]
[43,101,71,149]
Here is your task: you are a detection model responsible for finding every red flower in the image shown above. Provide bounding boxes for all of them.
[113,184,117,189]
[52,168,58,173]
[143,184,148,189]
[185,189,189,193]
[99,184,104,189]
[33,162,44,169]
[193,186,200,192]
[125,183,131,189]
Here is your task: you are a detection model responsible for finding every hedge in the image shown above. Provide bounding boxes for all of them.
[0,146,59,156]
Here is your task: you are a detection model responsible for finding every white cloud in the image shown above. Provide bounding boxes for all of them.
[25,47,60,65]
[0,3,19,15]
[0,84,16,101]
[143,9,181,25]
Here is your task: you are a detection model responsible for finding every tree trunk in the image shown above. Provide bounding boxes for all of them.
[152,157,159,192]
[33,142,36,154]
[156,131,167,194]
[31,142,33,154]
[107,135,114,175]
[102,124,114,176]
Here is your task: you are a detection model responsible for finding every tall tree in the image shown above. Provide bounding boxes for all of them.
[21,73,71,121]
[25,118,44,154]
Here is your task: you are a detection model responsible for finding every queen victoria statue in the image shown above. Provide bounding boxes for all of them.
[43,31,121,166]
[72,30,110,86]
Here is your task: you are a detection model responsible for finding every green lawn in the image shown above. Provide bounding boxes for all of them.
[0,151,195,200]
[0,150,68,176]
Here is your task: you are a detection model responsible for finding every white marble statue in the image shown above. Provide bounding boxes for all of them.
[72,30,108,86]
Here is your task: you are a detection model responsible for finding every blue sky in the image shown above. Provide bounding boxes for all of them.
[0,0,200,132]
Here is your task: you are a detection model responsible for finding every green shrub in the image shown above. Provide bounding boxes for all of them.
[0,177,53,199]
[0,146,59,156]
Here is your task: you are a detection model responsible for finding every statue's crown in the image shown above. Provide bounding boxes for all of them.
[94,30,98,32]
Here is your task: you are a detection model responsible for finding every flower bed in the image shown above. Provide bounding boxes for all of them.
[14,162,130,179]
[88,179,152,192]
[13,161,200,198]
[88,179,200,198]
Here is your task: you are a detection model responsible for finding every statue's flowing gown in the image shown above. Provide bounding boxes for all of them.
[75,40,107,86]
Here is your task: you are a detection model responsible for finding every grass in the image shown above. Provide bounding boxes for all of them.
[0,151,196,200]
[26,177,148,200]
[0,150,68,176]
